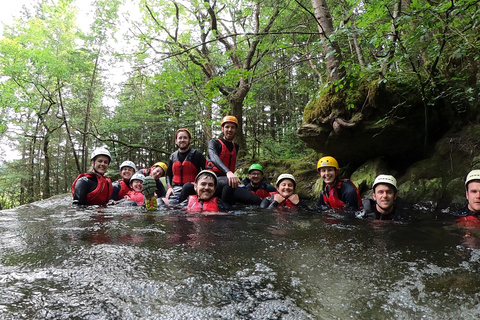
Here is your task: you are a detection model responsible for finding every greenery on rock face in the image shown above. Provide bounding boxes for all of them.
[0,0,479,208]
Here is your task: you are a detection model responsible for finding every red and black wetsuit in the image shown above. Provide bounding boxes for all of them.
[260,192,301,209]
[184,195,231,213]
[166,148,206,187]
[452,207,480,227]
[111,179,132,201]
[206,138,238,176]
[317,179,362,210]
[72,172,113,205]
[242,177,277,200]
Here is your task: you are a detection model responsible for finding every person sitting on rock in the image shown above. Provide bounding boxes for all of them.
[452,170,480,226]
[359,175,408,220]
[316,156,362,211]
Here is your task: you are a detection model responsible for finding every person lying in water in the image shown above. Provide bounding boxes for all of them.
[260,174,305,209]
[181,170,232,213]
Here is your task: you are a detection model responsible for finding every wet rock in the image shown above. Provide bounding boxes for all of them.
[350,157,390,195]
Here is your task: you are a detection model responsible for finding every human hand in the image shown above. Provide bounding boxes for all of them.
[226,171,241,188]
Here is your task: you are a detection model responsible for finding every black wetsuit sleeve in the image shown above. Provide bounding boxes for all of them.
[166,157,174,188]
[316,192,326,209]
[73,176,97,205]
[111,181,121,201]
[207,139,231,174]
[266,184,277,193]
[156,180,167,197]
[192,150,206,172]
[340,181,360,209]
[260,197,277,209]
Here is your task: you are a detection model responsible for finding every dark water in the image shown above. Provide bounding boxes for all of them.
[1,195,479,319]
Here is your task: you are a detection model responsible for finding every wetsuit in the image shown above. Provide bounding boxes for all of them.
[317,179,362,210]
[166,148,206,187]
[360,198,409,220]
[241,177,277,200]
[72,172,113,205]
[138,168,167,197]
[111,179,132,201]
[452,207,480,226]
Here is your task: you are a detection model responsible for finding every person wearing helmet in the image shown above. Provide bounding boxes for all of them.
[123,173,145,206]
[452,170,480,225]
[360,174,408,220]
[138,162,168,210]
[164,128,206,204]
[240,164,276,201]
[72,147,113,206]
[316,156,362,211]
[260,174,302,209]
[182,170,232,213]
[111,160,137,201]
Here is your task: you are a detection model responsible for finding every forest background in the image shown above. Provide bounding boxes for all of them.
[0,0,479,209]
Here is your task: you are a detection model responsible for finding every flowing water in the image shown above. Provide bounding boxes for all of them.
[1,195,479,319]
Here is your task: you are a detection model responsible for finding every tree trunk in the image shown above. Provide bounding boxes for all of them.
[311,0,345,81]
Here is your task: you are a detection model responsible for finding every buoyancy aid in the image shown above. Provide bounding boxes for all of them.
[171,149,198,185]
[322,179,362,210]
[117,180,131,199]
[268,192,296,208]
[207,139,236,174]
[252,188,270,200]
[186,195,219,212]
[71,172,112,205]
[457,215,480,227]
[126,190,144,206]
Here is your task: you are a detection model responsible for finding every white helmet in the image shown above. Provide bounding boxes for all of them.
[91,147,111,163]
[195,170,218,186]
[120,160,137,172]
[130,173,145,183]
[372,174,397,191]
[465,170,480,186]
[276,173,296,188]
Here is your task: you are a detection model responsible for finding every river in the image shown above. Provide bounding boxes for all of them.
[0,195,479,319]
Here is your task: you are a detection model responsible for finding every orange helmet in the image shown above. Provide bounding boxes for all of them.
[221,115,238,127]
[175,128,191,139]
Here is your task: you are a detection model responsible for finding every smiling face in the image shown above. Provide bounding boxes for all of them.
[120,166,135,180]
[373,184,397,214]
[92,155,109,175]
[130,179,143,192]
[150,166,165,179]
[319,167,337,186]
[277,179,295,198]
[176,131,191,151]
[194,175,216,200]
[466,181,480,213]
[248,170,264,187]
[221,122,237,142]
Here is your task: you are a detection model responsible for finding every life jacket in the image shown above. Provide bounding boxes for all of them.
[252,188,270,200]
[268,192,296,208]
[206,139,236,174]
[457,215,480,227]
[71,172,112,205]
[186,195,219,213]
[117,180,131,199]
[171,149,198,185]
[322,179,362,210]
[126,190,144,206]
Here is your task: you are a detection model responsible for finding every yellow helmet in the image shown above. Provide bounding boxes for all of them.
[221,115,238,127]
[317,156,339,171]
[152,162,168,173]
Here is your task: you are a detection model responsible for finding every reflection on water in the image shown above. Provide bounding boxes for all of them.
[0,195,479,319]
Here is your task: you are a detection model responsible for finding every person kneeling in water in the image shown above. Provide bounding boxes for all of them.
[260,174,303,209]
[182,170,231,213]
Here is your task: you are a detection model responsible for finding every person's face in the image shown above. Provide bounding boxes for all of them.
[131,180,143,192]
[120,166,135,180]
[466,181,480,213]
[176,131,191,151]
[277,179,295,198]
[248,170,263,186]
[221,122,237,141]
[194,176,216,200]
[150,166,165,179]
[373,184,397,214]
[92,156,109,175]
[319,167,337,185]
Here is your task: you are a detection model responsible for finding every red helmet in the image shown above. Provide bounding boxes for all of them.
[221,115,238,127]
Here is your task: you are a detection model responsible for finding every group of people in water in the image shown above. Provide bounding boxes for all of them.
[72,115,480,222]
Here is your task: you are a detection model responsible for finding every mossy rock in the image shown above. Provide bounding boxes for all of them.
[445,177,466,207]
[350,157,390,194]
[398,178,443,205]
